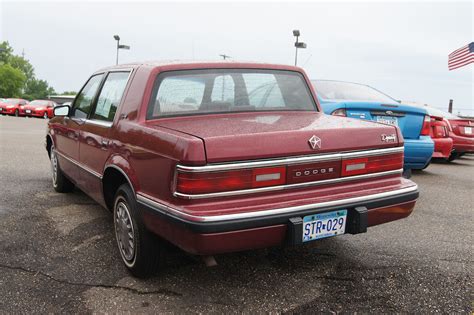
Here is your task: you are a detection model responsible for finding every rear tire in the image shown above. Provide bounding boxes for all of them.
[402,169,412,179]
[50,145,74,193]
[448,152,460,162]
[113,184,161,278]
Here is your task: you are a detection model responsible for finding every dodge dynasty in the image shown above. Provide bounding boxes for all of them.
[46,61,419,277]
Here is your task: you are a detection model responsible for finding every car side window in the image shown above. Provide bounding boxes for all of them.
[72,74,104,119]
[91,71,130,122]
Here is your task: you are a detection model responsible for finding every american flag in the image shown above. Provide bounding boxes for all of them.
[448,42,474,70]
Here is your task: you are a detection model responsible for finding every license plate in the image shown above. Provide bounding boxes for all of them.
[465,127,472,134]
[376,116,398,126]
[302,210,347,242]
[26,110,31,113]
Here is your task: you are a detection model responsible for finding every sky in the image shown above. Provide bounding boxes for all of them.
[1,1,473,115]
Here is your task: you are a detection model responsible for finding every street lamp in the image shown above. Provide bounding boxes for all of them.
[113,34,130,65]
[293,30,307,66]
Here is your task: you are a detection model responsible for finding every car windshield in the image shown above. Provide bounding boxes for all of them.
[147,69,316,118]
[4,99,20,104]
[313,80,397,103]
[29,100,49,107]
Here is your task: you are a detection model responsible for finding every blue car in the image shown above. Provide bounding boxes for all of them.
[312,80,434,173]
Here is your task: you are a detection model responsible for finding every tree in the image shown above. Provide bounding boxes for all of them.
[0,64,26,97]
[61,91,77,96]
[22,78,56,100]
[0,41,14,64]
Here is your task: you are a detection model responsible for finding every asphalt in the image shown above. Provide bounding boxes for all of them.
[0,115,472,313]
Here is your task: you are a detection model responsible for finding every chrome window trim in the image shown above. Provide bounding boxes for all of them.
[173,169,403,199]
[85,119,113,128]
[56,151,103,179]
[137,185,418,223]
[176,146,404,173]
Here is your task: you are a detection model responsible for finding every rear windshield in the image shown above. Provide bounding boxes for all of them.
[313,80,396,104]
[147,69,317,118]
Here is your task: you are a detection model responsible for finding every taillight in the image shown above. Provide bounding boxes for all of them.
[341,153,403,177]
[176,166,286,195]
[421,115,431,136]
[331,109,347,117]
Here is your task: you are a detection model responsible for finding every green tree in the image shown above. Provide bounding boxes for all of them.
[23,78,56,100]
[0,64,26,97]
[61,91,77,95]
[0,41,14,64]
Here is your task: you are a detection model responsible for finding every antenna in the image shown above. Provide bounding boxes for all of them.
[219,54,231,60]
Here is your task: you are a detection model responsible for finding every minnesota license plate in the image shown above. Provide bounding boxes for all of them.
[464,127,472,134]
[376,116,398,126]
[302,210,347,242]
[26,110,31,113]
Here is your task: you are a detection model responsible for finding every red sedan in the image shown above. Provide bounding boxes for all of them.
[46,61,418,277]
[428,115,453,160]
[0,98,29,116]
[22,100,57,119]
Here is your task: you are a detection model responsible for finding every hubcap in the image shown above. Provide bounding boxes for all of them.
[115,201,135,264]
[51,148,58,186]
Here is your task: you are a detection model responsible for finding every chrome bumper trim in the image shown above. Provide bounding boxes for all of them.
[174,169,403,199]
[136,184,418,223]
[176,146,404,173]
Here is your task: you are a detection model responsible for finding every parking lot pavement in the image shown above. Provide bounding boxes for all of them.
[0,115,472,313]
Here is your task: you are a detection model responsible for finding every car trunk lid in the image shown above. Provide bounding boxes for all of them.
[149,111,401,163]
[449,119,474,137]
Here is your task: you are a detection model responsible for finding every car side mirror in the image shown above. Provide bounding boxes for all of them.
[54,105,70,117]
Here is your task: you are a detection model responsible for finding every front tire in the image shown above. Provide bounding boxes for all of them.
[114,184,161,278]
[14,109,19,117]
[50,145,74,193]
[43,112,48,119]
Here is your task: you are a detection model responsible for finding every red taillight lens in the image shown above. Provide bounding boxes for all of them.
[176,166,286,195]
[341,153,404,177]
[421,115,431,136]
[331,109,347,117]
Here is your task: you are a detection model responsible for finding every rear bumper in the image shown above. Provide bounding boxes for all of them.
[432,137,454,159]
[450,133,474,153]
[139,185,418,255]
[403,136,434,169]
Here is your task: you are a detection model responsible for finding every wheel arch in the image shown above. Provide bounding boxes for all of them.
[102,157,138,211]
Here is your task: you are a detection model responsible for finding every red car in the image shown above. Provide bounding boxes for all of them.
[428,115,454,160]
[46,61,418,277]
[22,100,57,119]
[0,98,29,116]
[409,104,473,161]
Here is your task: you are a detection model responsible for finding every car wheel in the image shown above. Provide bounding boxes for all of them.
[14,109,19,117]
[114,184,161,278]
[50,145,74,193]
[43,112,48,119]
[447,152,459,162]
[402,169,412,179]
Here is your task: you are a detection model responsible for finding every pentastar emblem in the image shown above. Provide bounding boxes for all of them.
[308,135,321,149]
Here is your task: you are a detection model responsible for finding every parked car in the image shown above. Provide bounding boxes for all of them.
[22,100,57,119]
[405,103,473,161]
[0,98,29,116]
[312,80,434,174]
[46,62,419,277]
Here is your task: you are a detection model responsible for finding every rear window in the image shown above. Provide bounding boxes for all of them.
[313,80,396,104]
[147,69,316,118]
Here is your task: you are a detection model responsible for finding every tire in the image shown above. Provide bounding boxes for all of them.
[43,112,48,119]
[50,145,74,193]
[114,184,161,278]
[14,109,19,117]
[447,152,459,162]
[402,168,412,179]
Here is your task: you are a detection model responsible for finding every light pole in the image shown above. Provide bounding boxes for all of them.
[293,30,307,66]
[113,35,130,65]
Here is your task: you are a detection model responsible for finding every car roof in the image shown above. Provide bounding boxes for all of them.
[96,60,304,73]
